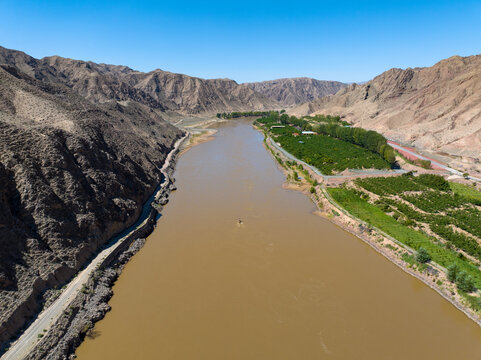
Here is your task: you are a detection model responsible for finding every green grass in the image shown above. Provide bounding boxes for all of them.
[328,187,481,287]
[462,292,481,311]
[450,182,481,202]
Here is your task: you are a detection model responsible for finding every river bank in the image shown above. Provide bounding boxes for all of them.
[257,124,481,328]
[1,134,188,360]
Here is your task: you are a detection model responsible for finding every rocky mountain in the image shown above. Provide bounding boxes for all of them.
[0,57,183,347]
[291,55,481,170]
[0,46,278,114]
[245,77,347,107]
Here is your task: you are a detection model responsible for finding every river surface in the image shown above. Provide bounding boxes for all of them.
[76,120,481,359]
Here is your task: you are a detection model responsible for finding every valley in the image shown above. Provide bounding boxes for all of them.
[2,44,481,359]
[74,119,481,360]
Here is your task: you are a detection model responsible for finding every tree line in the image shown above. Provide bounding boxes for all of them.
[313,123,396,165]
[216,111,281,119]
[260,112,397,166]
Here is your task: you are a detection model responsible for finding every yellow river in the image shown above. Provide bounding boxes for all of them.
[76,120,481,359]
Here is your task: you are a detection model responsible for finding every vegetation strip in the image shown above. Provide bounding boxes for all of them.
[345,174,481,307]
[255,112,396,175]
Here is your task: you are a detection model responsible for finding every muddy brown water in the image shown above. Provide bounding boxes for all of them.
[76,120,481,359]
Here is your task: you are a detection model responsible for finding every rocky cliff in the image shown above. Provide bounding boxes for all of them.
[291,55,481,170]
[0,61,183,348]
[245,77,346,107]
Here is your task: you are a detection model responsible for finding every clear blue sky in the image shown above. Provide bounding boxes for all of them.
[1,0,480,83]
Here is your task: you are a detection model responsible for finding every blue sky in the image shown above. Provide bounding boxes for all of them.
[1,0,480,83]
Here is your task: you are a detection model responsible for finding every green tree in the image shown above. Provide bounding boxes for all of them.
[279,113,290,124]
[383,147,396,164]
[416,247,431,263]
[447,263,460,282]
[456,271,475,293]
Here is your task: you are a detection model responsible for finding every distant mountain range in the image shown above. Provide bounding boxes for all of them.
[244,78,347,106]
[0,47,278,114]
[0,47,349,114]
[292,55,481,171]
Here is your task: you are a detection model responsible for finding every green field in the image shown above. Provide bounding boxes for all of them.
[450,182,481,202]
[255,115,392,175]
[328,187,481,290]
[276,133,391,175]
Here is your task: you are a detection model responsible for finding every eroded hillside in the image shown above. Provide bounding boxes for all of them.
[0,46,279,114]
[246,77,346,107]
[0,62,183,346]
[292,55,481,172]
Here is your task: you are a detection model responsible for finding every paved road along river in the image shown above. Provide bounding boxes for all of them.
[76,120,481,359]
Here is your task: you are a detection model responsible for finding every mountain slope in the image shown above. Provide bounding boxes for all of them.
[0,46,279,114]
[292,55,481,169]
[245,77,347,107]
[0,62,183,347]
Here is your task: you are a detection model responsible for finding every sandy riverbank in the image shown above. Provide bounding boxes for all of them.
[179,129,217,156]
[257,125,481,329]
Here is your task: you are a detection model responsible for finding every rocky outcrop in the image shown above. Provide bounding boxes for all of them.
[0,46,279,114]
[245,77,346,107]
[0,63,183,349]
[291,55,481,169]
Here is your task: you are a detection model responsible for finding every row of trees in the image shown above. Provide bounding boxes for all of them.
[431,224,481,262]
[354,174,481,294]
[277,114,312,129]
[310,114,342,123]
[313,123,396,164]
[414,174,450,191]
[356,175,425,196]
[262,113,396,165]
[275,131,391,175]
[216,111,279,119]
[447,264,476,293]
[257,112,398,167]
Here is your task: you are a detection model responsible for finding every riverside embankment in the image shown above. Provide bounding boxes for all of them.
[76,119,481,360]
[1,134,188,360]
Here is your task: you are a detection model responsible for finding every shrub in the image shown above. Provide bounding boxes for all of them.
[456,271,476,293]
[414,174,450,191]
[416,247,431,263]
[447,263,460,282]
